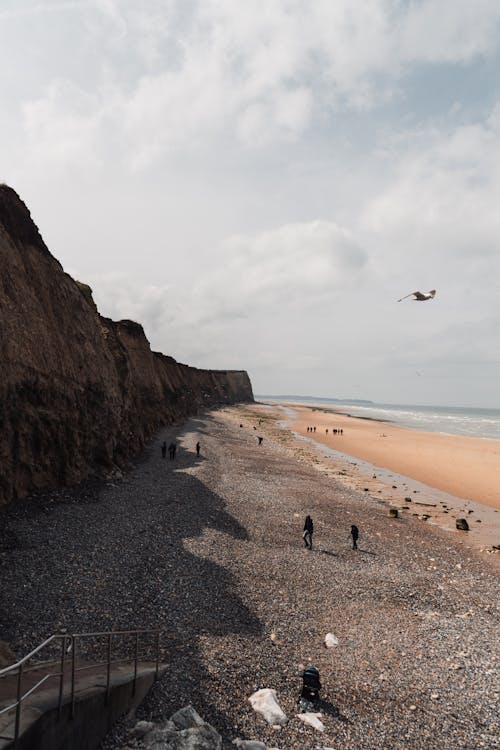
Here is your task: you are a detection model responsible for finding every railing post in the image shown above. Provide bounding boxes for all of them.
[70,636,76,719]
[132,632,139,696]
[13,661,23,748]
[154,632,160,680]
[105,633,112,705]
[58,631,67,719]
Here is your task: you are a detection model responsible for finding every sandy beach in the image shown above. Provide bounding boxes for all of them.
[285,403,500,510]
[1,404,498,750]
[257,402,500,554]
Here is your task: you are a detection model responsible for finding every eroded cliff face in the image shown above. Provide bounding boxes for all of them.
[0,185,253,506]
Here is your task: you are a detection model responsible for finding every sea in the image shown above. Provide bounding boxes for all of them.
[257,395,500,441]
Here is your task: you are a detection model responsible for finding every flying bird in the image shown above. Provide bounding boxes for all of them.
[397,289,436,302]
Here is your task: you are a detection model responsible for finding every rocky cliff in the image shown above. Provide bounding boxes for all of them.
[0,185,253,506]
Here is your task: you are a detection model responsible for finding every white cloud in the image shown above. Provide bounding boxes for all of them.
[14,1,500,170]
[21,80,106,172]
[195,220,367,318]
[398,0,500,63]
[364,104,500,269]
[88,219,367,364]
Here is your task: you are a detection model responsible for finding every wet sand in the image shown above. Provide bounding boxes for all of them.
[256,402,500,555]
[287,404,500,510]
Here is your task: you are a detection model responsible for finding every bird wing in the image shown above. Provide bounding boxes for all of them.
[397,291,418,302]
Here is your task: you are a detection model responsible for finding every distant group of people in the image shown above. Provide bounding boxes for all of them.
[161,440,201,460]
[161,441,177,460]
[306,426,343,435]
[303,515,359,551]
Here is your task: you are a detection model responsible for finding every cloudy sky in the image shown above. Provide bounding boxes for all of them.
[2,1,500,407]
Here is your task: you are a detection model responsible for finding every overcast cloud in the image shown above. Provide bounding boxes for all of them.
[1,0,500,406]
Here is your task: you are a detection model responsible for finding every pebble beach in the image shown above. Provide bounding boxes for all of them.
[1,404,499,749]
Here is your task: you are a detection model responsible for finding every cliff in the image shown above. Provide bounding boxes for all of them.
[0,185,253,506]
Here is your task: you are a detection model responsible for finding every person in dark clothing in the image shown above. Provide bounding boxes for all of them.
[303,515,314,549]
[350,524,359,550]
[258,436,263,445]
[196,441,201,456]
[168,442,176,460]
[161,441,167,459]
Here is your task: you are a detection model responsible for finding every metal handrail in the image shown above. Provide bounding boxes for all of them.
[0,628,162,748]
[0,635,62,678]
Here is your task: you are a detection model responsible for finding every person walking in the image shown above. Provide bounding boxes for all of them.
[303,515,314,550]
[161,441,167,459]
[196,441,201,456]
[168,442,176,460]
[350,524,359,550]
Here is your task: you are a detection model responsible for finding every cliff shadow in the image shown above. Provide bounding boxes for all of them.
[0,425,262,744]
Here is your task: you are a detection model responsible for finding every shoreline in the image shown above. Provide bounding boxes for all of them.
[253,402,500,557]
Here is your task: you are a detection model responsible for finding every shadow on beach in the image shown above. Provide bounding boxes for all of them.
[0,419,262,740]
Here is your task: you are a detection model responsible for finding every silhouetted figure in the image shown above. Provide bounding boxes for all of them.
[168,442,176,460]
[325,429,328,434]
[196,441,201,456]
[340,428,343,435]
[350,524,359,550]
[161,441,167,459]
[313,426,316,432]
[258,436,263,446]
[333,428,337,435]
[303,515,314,549]
[298,666,321,711]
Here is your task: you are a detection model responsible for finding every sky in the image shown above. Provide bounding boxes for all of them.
[1,0,500,407]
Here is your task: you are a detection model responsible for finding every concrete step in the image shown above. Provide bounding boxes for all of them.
[0,660,166,750]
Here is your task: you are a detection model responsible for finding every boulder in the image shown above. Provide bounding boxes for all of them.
[248,689,287,726]
[388,508,399,518]
[129,720,155,739]
[324,633,339,649]
[140,707,222,750]
[170,706,205,730]
[456,518,469,531]
[144,724,222,750]
[295,712,325,731]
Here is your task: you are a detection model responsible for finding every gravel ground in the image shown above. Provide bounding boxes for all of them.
[0,405,498,749]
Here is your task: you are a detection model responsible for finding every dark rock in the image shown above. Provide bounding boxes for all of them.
[138,708,222,750]
[170,706,205,730]
[456,518,469,531]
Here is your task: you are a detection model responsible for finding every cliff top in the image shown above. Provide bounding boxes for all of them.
[0,184,55,259]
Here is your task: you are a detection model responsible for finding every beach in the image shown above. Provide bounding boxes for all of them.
[1,404,498,749]
[262,402,499,553]
[285,403,500,508]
